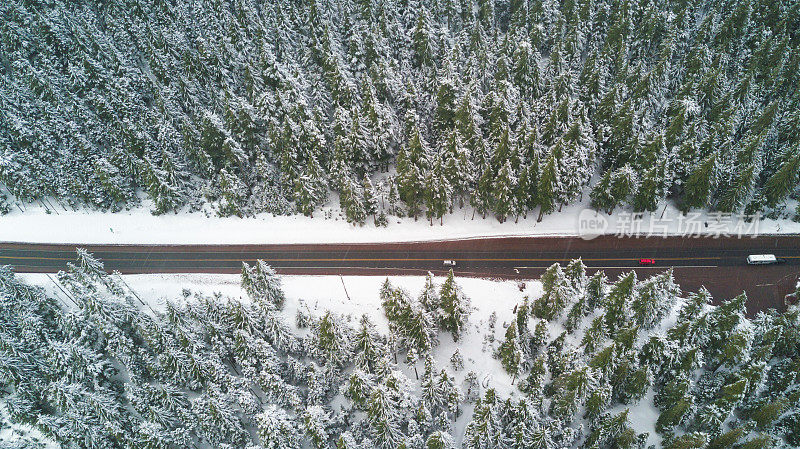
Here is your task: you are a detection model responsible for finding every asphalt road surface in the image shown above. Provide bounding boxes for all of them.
[2,236,798,316]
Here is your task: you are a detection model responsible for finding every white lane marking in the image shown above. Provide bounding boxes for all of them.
[513,265,720,269]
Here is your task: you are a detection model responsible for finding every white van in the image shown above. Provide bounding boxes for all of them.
[746,254,778,265]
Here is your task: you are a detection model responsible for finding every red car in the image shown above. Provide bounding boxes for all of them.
[639,258,656,266]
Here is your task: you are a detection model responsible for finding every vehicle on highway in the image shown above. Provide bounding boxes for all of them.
[443,260,456,266]
[638,258,656,266]
[746,254,782,265]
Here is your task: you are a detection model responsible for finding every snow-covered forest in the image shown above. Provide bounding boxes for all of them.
[1,0,799,223]
[1,253,798,448]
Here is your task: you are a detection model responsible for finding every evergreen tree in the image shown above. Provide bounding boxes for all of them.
[633,269,680,329]
[683,153,718,211]
[441,128,475,209]
[537,152,559,221]
[498,321,524,381]
[303,405,330,449]
[426,430,455,449]
[493,159,518,223]
[294,156,328,217]
[412,8,435,69]
[354,315,384,373]
[590,170,616,214]
[241,260,286,309]
[533,263,571,321]
[396,125,427,220]
[604,271,637,333]
[463,389,506,449]
[763,146,800,208]
[425,154,453,225]
[257,406,302,449]
[438,269,471,340]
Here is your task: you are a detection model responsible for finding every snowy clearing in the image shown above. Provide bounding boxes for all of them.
[2,197,799,245]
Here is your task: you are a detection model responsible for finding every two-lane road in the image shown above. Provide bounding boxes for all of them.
[2,235,797,315]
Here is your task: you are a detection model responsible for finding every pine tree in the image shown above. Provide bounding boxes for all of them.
[603,271,637,333]
[216,168,248,217]
[294,156,328,217]
[396,125,427,220]
[533,263,571,321]
[257,406,302,449]
[367,386,401,449]
[498,322,524,381]
[441,129,474,209]
[426,430,455,449]
[537,152,559,221]
[363,175,379,223]
[425,154,453,225]
[434,75,458,133]
[493,159,518,223]
[412,8,435,69]
[632,158,668,213]
[609,164,639,208]
[311,311,351,366]
[354,315,384,373]
[421,357,441,411]
[419,272,440,315]
[717,162,758,213]
[590,170,616,214]
[463,389,506,449]
[241,260,285,309]
[550,365,600,419]
[303,405,330,449]
[438,269,471,340]
[683,153,718,211]
[665,432,708,449]
[763,146,800,207]
[633,269,680,329]
[512,41,542,99]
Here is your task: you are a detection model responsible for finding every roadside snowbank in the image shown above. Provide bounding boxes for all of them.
[2,197,798,244]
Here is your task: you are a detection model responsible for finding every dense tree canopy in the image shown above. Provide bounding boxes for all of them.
[1,0,799,222]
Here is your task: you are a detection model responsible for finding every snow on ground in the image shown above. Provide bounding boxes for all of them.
[0,401,59,449]
[609,387,662,448]
[2,196,798,244]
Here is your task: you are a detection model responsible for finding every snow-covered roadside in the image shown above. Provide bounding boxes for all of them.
[2,196,798,244]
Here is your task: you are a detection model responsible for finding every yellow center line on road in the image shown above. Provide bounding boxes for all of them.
[0,255,726,262]
[2,255,798,263]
